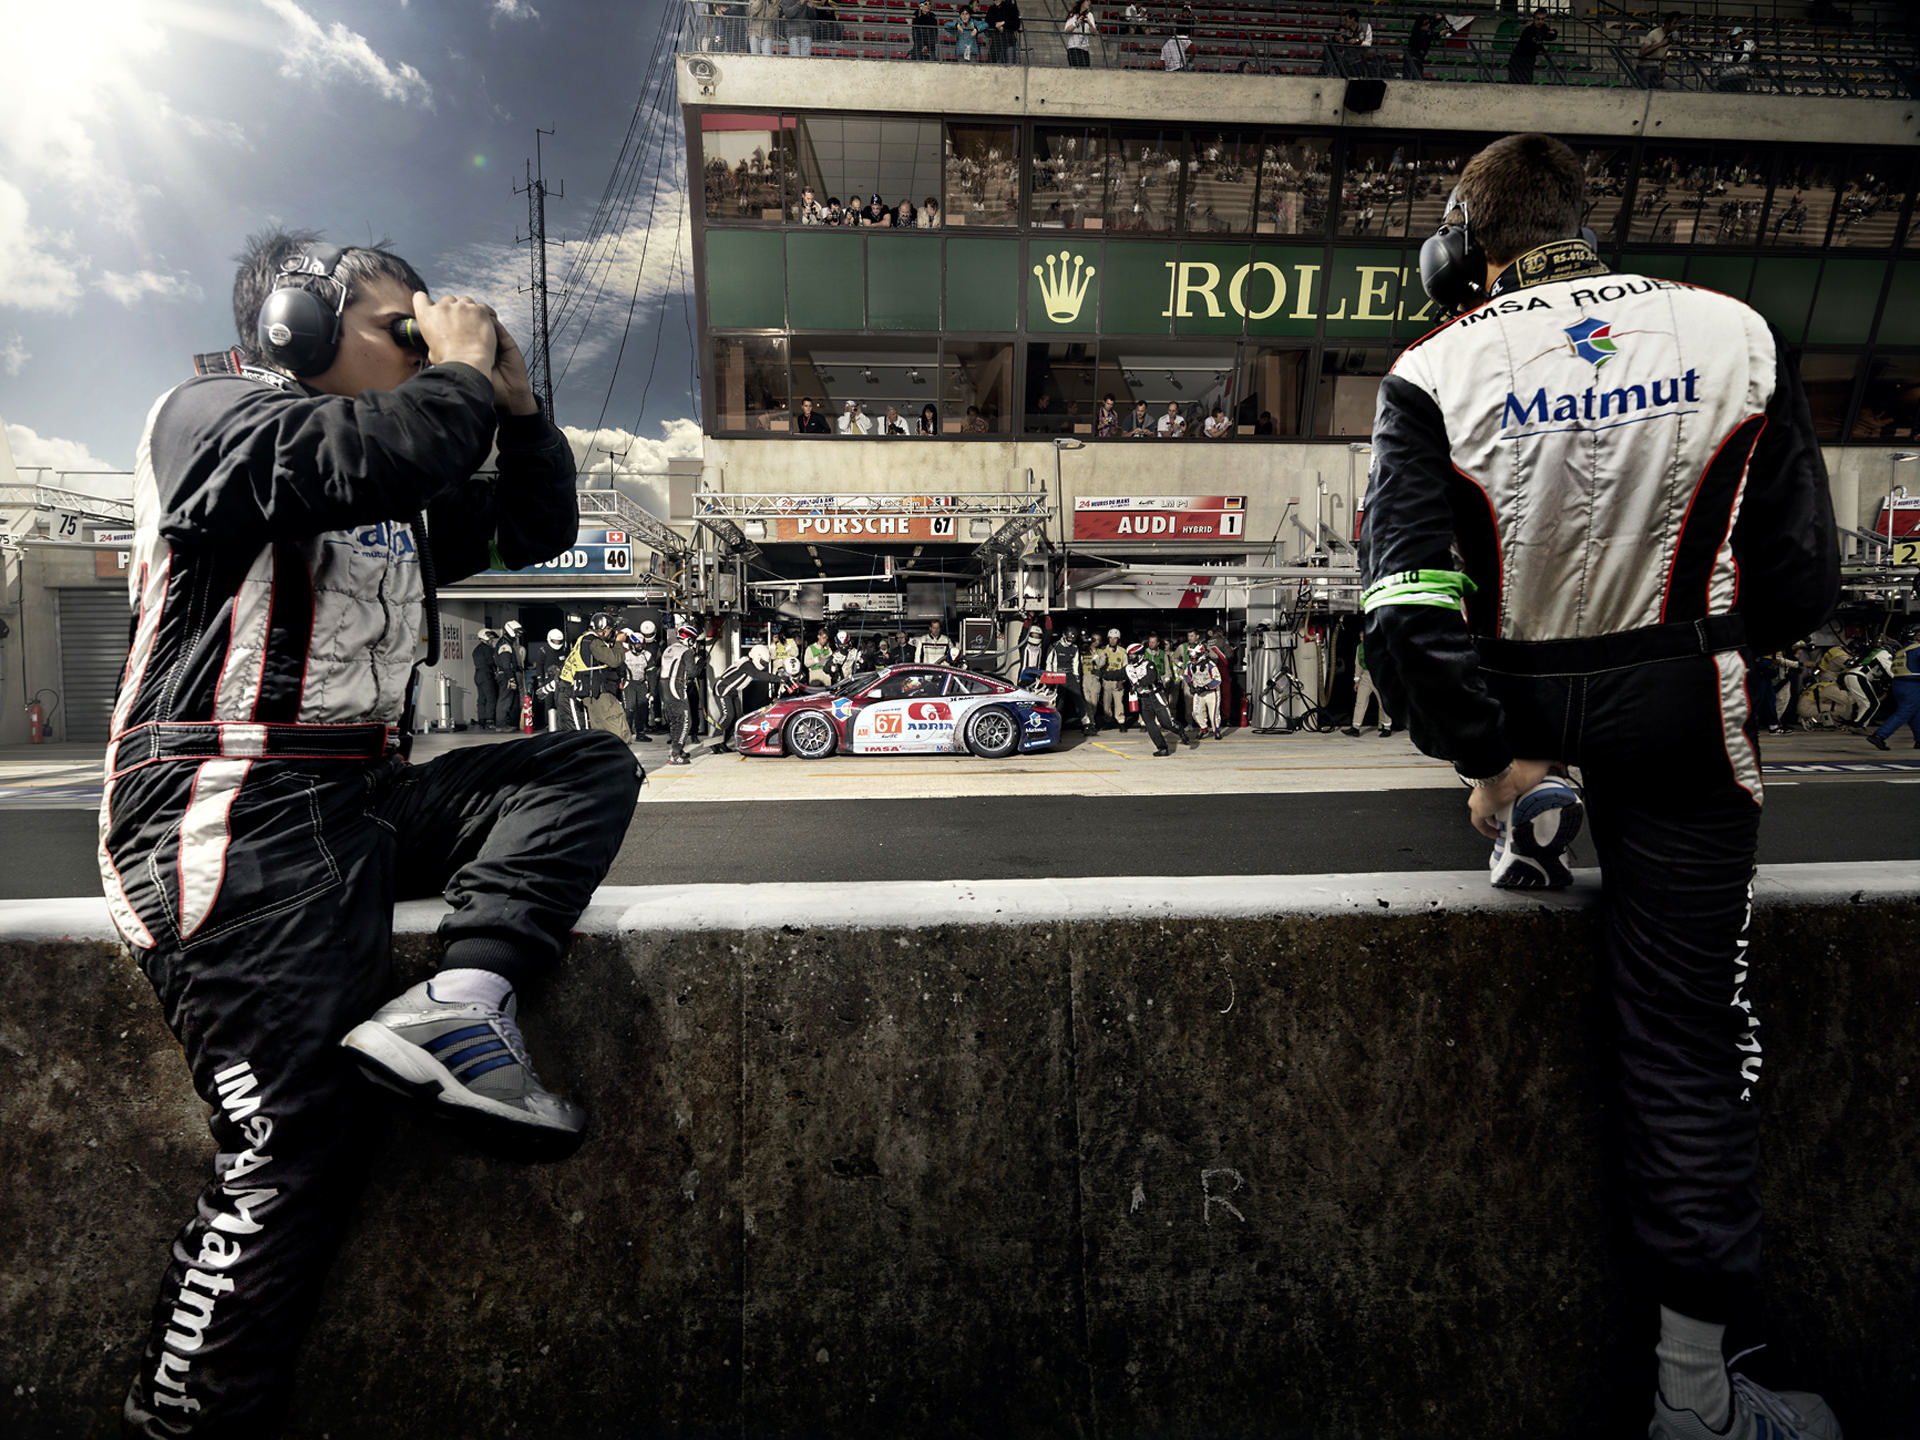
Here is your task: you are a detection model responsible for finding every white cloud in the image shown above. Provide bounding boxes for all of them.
[258,0,434,108]
[0,178,88,313]
[4,422,130,488]
[563,421,703,477]
[1,335,28,377]
[95,269,204,307]
[493,0,542,19]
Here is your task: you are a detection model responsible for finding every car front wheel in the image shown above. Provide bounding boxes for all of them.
[785,711,838,759]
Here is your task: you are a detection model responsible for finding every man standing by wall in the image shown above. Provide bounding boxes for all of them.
[1866,622,1920,751]
[1363,134,1839,1439]
[914,617,957,666]
[660,623,705,765]
[471,626,500,730]
[495,621,527,731]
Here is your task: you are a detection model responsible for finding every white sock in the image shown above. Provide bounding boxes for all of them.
[1656,1306,1730,1430]
[426,968,513,1011]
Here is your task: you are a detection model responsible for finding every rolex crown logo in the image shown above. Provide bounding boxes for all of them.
[1033,249,1097,324]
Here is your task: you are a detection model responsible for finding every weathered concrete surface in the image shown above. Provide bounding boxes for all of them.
[2,869,1915,1439]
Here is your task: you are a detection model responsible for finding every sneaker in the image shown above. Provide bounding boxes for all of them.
[1213,728,1225,740]
[341,982,586,1160]
[633,732,652,743]
[1649,1369,1842,1440]
[1341,725,1360,737]
[669,753,691,766]
[1152,746,1173,757]
[1489,774,1584,890]
[1379,726,1394,738]
[1866,732,1888,751]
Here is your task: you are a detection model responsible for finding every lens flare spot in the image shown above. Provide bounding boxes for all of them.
[473,154,489,169]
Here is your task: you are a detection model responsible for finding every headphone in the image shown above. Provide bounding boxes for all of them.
[1417,186,1601,316]
[256,243,350,376]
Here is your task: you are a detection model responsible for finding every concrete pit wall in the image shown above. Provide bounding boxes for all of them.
[2,867,1915,1439]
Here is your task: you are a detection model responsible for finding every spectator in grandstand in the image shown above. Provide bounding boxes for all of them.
[1254,410,1276,435]
[748,0,779,54]
[895,197,917,228]
[910,0,939,59]
[1711,26,1755,92]
[1127,400,1155,438]
[795,184,822,224]
[823,196,845,224]
[1158,400,1187,438]
[813,0,841,43]
[1161,29,1193,71]
[1029,392,1062,433]
[1096,394,1121,437]
[1172,2,1194,38]
[1203,404,1233,439]
[943,5,989,60]
[795,397,831,434]
[985,0,1022,64]
[1120,0,1148,36]
[919,403,941,435]
[879,405,909,436]
[1637,12,1680,89]
[1063,0,1097,68]
[1507,10,1555,84]
[862,194,892,227]
[1404,13,1446,81]
[922,196,942,227]
[1326,8,1368,77]
[838,398,873,435]
[778,0,812,55]
[963,404,990,433]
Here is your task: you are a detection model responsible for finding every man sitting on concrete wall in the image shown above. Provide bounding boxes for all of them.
[1361,134,1842,1440]
[100,230,641,1436]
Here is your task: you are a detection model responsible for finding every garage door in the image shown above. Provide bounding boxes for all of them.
[58,588,132,742]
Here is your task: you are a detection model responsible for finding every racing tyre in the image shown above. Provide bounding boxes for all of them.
[963,706,1021,759]
[785,711,838,759]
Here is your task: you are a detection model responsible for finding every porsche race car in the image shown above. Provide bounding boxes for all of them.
[733,664,1061,758]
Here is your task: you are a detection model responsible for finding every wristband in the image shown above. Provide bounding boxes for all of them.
[1463,762,1514,790]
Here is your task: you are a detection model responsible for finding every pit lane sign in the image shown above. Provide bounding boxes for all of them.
[1072,496,1247,541]
[768,513,958,542]
[511,528,633,576]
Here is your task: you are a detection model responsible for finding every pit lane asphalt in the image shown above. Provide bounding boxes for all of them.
[3,730,1915,897]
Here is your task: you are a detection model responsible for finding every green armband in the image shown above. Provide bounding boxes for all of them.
[1361,568,1477,614]
[487,539,508,573]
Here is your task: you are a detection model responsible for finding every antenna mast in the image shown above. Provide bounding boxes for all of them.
[514,128,565,417]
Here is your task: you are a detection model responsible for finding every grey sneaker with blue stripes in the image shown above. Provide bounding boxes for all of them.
[341,980,586,1159]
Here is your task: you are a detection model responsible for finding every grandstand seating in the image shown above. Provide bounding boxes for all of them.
[685,0,1917,98]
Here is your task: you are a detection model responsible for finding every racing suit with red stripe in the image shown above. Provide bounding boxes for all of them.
[1360,241,1838,1323]
[102,361,641,1435]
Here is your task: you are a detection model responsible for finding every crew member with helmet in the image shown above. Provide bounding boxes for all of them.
[914,617,957,666]
[770,625,800,677]
[1017,622,1048,687]
[775,654,810,698]
[535,625,569,730]
[1092,627,1129,731]
[660,623,705,765]
[1363,133,1839,1439]
[710,642,778,753]
[559,612,632,740]
[495,621,527,731]
[472,626,501,730]
[830,628,864,682]
[1048,626,1097,736]
[1866,622,1920,750]
[621,623,657,742]
[100,231,639,1435]
[1183,638,1225,739]
[1123,641,1186,755]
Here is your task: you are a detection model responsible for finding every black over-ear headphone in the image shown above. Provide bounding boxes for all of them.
[1417,186,1482,316]
[1417,186,1603,316]
[256,243,350,376]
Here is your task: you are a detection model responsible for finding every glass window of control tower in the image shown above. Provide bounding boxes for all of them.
[1105,127,1186,234]
[711,336,790,432]
[1256,136,1332,237]
[944,123,1019,228]
[1185,129,1262,235]
[942,341,1014,433]
[1032,127,1112,231]
[1830,150,1909,250]
[796,116,943,226]
[700,113,796,224]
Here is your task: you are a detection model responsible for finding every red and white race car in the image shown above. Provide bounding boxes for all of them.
[732,664,1062,759]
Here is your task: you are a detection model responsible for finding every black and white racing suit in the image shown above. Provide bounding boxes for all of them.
[101,361,642,1435]
[660,639,703,758]
[711,654,775,750]
[1360,241,1838,1323]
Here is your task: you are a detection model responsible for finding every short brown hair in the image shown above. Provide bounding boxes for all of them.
[1455,133,1585,267]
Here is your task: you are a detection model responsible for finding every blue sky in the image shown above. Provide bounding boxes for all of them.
[0,0,700,487]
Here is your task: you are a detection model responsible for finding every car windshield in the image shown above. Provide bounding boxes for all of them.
[832,671,879,696]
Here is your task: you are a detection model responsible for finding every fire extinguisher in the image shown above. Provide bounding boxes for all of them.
[28,699,45,744]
